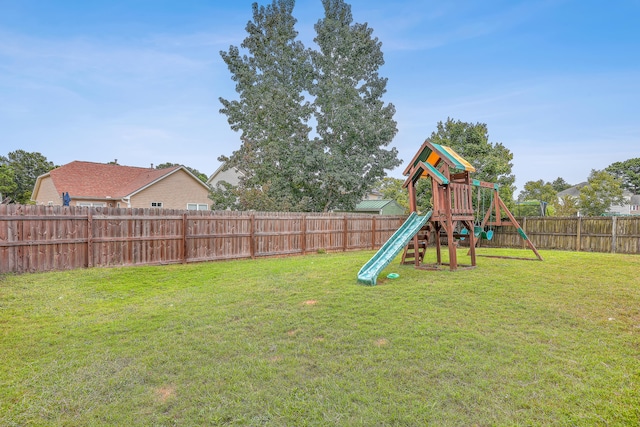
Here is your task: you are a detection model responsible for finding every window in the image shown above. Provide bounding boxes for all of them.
[78,202,106,207]
[187,203,209,211]
[151,202,163,208]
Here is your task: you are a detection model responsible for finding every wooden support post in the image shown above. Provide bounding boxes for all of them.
[497,196,543,261]
[408,180,415,212]
[446,221,457,270]
[442,184,457,270]
[434,223,442,265]
[494,188,502,226]
[465,219,477,267]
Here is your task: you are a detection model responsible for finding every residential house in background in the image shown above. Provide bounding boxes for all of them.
[363,189,383,200]
[354,200,406,215]
[207,163,244,188]
[31,161,211,210]
[556,182,587,200]
[557,182,640,216]
[609,191,640,216]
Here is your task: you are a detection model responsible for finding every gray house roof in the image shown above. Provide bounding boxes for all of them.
[557,182,587,198]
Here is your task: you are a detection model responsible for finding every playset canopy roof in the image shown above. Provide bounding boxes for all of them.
[402,140,475,177]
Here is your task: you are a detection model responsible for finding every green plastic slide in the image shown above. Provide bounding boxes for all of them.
[357,211,432,285]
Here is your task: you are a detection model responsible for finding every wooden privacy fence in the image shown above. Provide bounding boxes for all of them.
[0,205,406,274]
[478,216,640,254]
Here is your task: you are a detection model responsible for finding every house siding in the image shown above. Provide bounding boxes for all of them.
[208,167,242,187]
[33,176,62,206]
[131,169,210,210]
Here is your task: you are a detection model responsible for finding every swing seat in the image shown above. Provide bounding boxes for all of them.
[459,228,468,240]
[473,226,482,237]
[480,230,494,240]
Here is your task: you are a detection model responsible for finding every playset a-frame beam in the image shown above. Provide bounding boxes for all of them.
[467,181,543,261]
[401,140,542,271]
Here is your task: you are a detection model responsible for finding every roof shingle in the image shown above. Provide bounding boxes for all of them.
[47,161,181,198]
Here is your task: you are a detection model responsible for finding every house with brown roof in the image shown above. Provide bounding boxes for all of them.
[31,161,211,210]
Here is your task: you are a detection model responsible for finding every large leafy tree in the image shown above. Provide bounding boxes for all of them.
[517,179,558,216]
[578,169,625,216]
[0,150,56,204]
[518,180,558,203]
[218,0,316,211]
[428,118,516,207]
[310,0,400,211]
[0,165,17,202]
[605,158,640,194]
[374,177,408,212]
[219,0,400,212]
[551,177,572,192]
[209,181,240,211]
[555,195,579,217]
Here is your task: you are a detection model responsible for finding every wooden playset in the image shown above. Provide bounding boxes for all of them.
[401,140,542,270]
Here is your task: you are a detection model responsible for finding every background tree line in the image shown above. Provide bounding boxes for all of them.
[376,156,639,218]
[515,157,638,217]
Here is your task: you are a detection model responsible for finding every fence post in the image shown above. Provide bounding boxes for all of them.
[250,214,255,259]
[301,215,306,254]
[611,216,617,253]
[182,213,188,263]
[343,215,348,251]
[371,215,376,250]
[576,216,581,252]
[87,209,93,268]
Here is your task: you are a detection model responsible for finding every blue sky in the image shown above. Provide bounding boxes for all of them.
[1,0,638,194]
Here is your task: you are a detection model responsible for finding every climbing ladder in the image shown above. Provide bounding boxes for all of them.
[401,223,431,265]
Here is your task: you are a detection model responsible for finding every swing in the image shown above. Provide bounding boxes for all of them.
[473,186,483,237]
[461,187,483,239]
[480,190,494,240]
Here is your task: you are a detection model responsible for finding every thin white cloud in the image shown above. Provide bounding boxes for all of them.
[366,0,563,52]
[0,30,209,84]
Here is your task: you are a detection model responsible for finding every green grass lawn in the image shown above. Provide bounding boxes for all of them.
[1,248,639,426]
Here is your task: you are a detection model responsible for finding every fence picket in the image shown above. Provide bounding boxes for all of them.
[2,206,638,274]
[0,205,406,273]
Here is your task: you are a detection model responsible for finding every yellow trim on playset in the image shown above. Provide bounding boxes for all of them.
[440,145,476,172]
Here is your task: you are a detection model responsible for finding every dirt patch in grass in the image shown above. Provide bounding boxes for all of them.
[155,385,176,403]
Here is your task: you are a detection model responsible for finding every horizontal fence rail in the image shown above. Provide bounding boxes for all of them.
[2,205,639,274]
[0,205,406,273]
